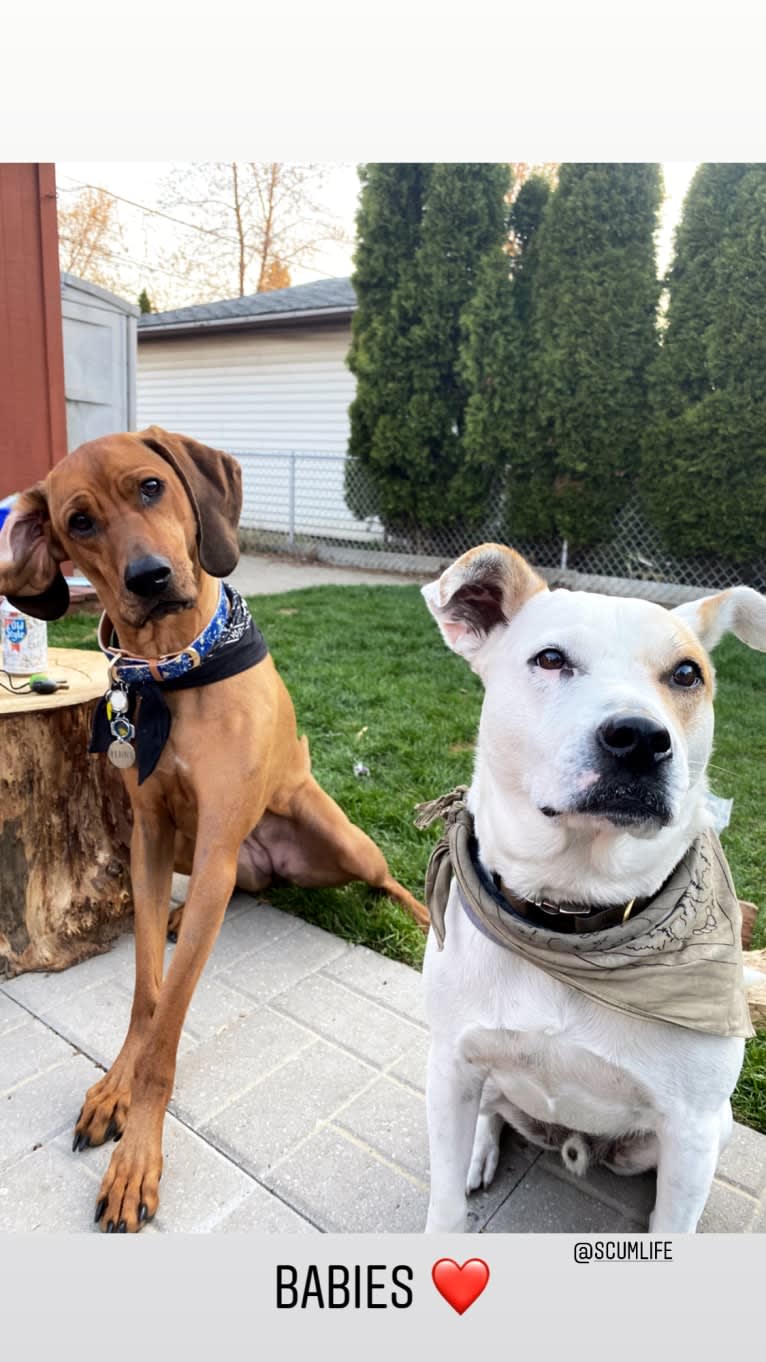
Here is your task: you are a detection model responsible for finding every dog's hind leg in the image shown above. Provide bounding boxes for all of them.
[258,777,430,930]
[602,1131,659,1176]
[466,1110,504,1193]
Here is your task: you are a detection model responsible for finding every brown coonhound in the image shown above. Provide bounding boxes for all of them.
[0,427,427,1232]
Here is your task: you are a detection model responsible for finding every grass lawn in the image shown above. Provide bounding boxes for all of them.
[50,583,766,1133]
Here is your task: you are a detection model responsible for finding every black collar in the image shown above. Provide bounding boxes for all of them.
[470,833,648,935]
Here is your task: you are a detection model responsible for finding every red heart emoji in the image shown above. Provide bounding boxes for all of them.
[431,1258,490,1315]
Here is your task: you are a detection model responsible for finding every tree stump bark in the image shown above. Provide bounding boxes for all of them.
[0,647,133,977]
[739,899,758,951]
[744,949,766,1031]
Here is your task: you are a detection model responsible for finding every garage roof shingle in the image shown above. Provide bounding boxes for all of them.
[138,277,356,336]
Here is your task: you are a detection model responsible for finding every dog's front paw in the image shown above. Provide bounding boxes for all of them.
[72,1068,132,1151]
[94,1132,163,1233]
[466,1112,502,1193]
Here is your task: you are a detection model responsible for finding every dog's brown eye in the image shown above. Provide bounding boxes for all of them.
[671,660,703,689]
[536,648,566,671]
[68,512,94,535]
[140,478,163,502]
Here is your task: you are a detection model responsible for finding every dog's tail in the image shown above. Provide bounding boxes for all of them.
[560,1133,591,1177]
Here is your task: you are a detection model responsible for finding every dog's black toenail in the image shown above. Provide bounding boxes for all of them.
[106,1220,115,1233]
[118,1220,127,1233]
[95,1198,106,1222]
[139,1203,147,1222]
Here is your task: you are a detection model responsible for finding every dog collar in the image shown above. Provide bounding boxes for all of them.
[97,580,229,684]
[90,584,269,784]
[493,880,639,934]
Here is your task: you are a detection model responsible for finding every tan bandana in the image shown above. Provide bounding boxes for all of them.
[415,788,754,1040]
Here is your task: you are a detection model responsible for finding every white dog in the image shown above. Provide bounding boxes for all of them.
[421,544,764,1234]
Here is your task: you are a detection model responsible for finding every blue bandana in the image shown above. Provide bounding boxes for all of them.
[90,583,268,784]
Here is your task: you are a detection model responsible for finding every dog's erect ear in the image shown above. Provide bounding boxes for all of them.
[139,426,243,577]
[422,543,547,664]
[672,587,766,654]
[0,484,69,620]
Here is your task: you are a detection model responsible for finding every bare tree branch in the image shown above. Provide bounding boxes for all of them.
[157,161,352,300]
[57,186,126,292]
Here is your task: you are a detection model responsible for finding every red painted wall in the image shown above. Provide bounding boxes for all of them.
[0,163,67,497]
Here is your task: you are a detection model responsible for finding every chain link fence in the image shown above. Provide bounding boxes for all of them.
[235,451,766,605]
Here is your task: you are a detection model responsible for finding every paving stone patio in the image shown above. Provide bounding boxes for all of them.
[1,885,764,1234]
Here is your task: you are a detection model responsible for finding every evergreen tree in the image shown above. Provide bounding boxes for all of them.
[404,163,512,533]
[642,164,766,561]
[346,163,513,538]
[346,164,430,523]
[503,176,553,539]
[138,288,153,314]
[458,237,518,523]
[509,175,552,326]
[510,164,662,546]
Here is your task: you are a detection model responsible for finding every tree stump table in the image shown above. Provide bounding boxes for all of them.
[0,647,133,977]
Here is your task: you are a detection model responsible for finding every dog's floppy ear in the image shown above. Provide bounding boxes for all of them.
[0,484,69,620]
[672,587,766,654]
[422,543,547,665]
[139,425,242,577]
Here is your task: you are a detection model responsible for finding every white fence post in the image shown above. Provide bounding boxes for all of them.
[288,451,296,550]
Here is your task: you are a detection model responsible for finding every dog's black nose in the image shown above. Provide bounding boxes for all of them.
[596,715,672,772]
[124,555,172,598]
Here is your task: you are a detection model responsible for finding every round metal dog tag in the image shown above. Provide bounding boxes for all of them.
[107,739,136,769]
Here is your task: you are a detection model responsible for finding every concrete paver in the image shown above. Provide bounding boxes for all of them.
[271,972,426,1069]
[485,1163,641,1234]
[0,1053,103,1175]
[335,1074,430,1180]
[200,1041,375,1180]
[715,1121,766,1198]
[217,921,348,1003]
[173,1006,315,1125]
[537,1153,658,1220]
[323,942,428,1026]
[698,1179,759,1233]
[263,1124,429,1234]
[0,992,28,1040]
[0,1143,105,1233]
[1,895,764,1235]
[0,1018,76,1092]
[216,1182,320,1233]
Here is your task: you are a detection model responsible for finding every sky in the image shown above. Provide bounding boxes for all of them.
[56,161,698,309]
